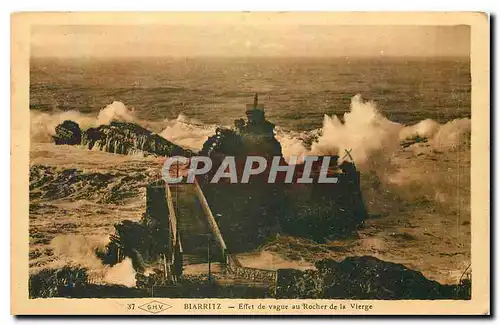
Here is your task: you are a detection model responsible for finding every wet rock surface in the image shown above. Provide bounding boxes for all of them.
[200,97,282,158]
[276,256,471,299]
[199,96,367,247]
[53,120,193,157]
[53,120,82,145]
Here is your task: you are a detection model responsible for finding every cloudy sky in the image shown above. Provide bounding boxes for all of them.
[31,24,470,58]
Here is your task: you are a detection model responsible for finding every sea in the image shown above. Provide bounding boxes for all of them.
[30,57,470,131]
[28,56,472,286]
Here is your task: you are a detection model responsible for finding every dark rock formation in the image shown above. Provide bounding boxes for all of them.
[29,267,147,298]
[201,94,282,159]
[29,266,89,298]
[201,183,286,252]
[100,181,176,278]
[53,120,193,157]
[201,127,246,157]
[276,256,471,300]
[199,94,367,248]
[82,122,192,157]
[400,135,428,148]
[53,120,82,145]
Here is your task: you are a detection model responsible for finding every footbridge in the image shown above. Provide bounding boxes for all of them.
[153,177,277,288]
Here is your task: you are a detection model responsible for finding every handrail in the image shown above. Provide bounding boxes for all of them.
[193,178,228,255]
[165,183,177,244]
[163,179,279,290]
[177,235,183,254]
[228,254,242,267]
[227,254,276,274]
[226,253,278,286]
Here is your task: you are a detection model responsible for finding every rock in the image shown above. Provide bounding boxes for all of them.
[29,266,89,298]
[53,120,82,145]
[400,135,428,148]
[276,256,471,299]
[200,94,282,159]
[199,95,367,247]
[100,181,172,271]
[53,120,193,157]
[83,122,193,157]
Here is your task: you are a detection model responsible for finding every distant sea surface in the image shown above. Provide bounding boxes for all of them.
[30,57,470,131]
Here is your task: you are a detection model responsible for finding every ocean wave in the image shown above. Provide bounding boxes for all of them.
[30,94,470,207]
[30,101,137,143]
[29,165,154,204]
[31,95,471,160]
[47,235,137,287]
[159,114,217,151]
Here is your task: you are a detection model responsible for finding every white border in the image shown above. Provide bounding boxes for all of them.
[3,1,496,324]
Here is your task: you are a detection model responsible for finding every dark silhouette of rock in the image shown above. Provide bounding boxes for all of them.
[200,94,282,159]
[276,256,471,300]
[29,266,89,298]
[53,120,82,145]
[82,121,193,157]
[53,120,193,157]
[199,94,367,247]
[400,135,428,148]
[100,181,174,274]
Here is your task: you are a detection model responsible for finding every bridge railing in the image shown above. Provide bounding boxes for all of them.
[226,254,278,288]
[165,183,178,245]
[165,182,184,280]
[193,178,228,264]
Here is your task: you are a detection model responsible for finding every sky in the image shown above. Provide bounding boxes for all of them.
[31,24,470,58]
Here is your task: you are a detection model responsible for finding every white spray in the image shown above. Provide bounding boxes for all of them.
[49,235,137,287]
[30,101,136,143]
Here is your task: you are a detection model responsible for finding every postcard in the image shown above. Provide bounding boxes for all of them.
[11,12,490,315]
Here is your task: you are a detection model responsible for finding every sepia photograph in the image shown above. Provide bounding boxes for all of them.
[11,12,489,315]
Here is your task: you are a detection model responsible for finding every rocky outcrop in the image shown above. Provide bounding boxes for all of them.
[400,135,428,148]
[100,181,174,274]
[200,95,282,159]
[276,256,471,300]
[199,95,366,247]
[29,266,147,298]
[53,120,193,157]
[53,120,82,145]
[201,128,246,157]
[29,266,89,298]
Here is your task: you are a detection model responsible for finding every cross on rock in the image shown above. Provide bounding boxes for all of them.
[342,149,354,162]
